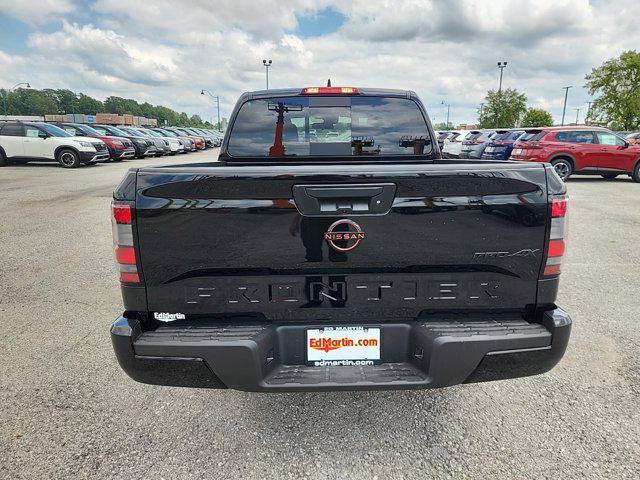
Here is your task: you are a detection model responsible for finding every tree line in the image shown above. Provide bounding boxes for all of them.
[0,88,214,128]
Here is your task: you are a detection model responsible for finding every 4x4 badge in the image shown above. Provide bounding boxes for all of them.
[473,249,540,259]
[324,219,366,252]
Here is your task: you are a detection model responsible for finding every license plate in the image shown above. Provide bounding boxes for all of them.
[513,148,522,155]
[307,327,380,366]
[486,147,495,153]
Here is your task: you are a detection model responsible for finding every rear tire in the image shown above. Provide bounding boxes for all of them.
[601,173,619,179]
[551,158,573,181]
[57,149,80,168]
[632,162,640,183]
[0,149,7,166]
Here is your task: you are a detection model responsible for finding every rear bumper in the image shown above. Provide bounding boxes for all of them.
[111,308,571,392]
[482,151,510,160]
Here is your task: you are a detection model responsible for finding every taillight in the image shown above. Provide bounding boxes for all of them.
[301,86,358,95]
[111,201,140,284]
[544,196,568,276]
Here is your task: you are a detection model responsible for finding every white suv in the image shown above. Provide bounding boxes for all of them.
[0,122,109,168]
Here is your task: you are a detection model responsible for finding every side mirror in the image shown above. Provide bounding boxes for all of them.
[38,131,48,139]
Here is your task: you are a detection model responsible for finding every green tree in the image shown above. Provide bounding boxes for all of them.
[104,96,123,113]
[77,94,104,114]
[139,102,155,118]
[432,122,451,130]
[189,114,203,126]
[1,87,210,126]
[52,89,80,115]
[585,50,640,130]
[176,112,190,126]
[520,108,554,127]
[6,88,58,116]
[478,88,527,128]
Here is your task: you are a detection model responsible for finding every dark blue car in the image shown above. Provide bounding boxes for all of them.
[481,129,525,160]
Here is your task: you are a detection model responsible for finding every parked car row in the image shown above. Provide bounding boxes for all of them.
[0,120,223,168]
[440,127,640,182]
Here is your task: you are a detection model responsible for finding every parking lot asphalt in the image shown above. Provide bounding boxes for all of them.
[1,151,639,479]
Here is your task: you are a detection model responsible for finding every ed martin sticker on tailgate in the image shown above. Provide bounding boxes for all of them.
[307,326,381,366]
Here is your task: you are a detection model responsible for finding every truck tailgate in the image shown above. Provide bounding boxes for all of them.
[134,162,549,321]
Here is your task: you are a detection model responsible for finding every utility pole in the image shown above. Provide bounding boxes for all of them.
[496,61,507,128]
[585,101,593,125]
[262,59,272,89]
[441,100,450,128]
[201,89,221,131]
[574,107,580,125]
[561,86,572,126]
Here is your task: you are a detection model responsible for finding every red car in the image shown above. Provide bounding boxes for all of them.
[510,126,640,182]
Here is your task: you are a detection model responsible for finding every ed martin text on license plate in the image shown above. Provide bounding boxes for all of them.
[306,327,380,366]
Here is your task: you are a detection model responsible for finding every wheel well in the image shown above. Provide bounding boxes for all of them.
[54,145,80,159]
[0,145,6,157]
[550,155,574,169]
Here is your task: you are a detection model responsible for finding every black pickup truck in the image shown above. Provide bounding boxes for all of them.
[110,86,571,392]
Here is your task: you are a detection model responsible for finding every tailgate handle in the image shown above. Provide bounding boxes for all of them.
[292,183,396,216]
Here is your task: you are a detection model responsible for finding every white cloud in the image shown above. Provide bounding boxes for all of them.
[1,0,639,124]
[27,21,179,85]
[0,0,74,25]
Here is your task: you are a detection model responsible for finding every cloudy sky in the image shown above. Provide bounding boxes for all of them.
[0,0,636,125]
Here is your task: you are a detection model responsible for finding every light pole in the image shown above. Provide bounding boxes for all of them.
[201,89,221,131]
[573,107,580,125]
[496,61,507,127]
[3,82,30,119]
[479,102,485,121]
[262,59,272,89]
[441,100,451,128]
[561,86,572,126]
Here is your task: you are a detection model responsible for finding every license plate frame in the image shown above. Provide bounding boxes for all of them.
[306,326,381,366]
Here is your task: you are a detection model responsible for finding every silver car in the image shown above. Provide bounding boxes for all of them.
[459,130,496,159]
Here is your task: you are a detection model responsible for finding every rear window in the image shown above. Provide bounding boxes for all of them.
[482,132,497,141]
[465,132,482,141]
[227,96,432,157]
[494,131,524,142]
[523,131,546,141]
